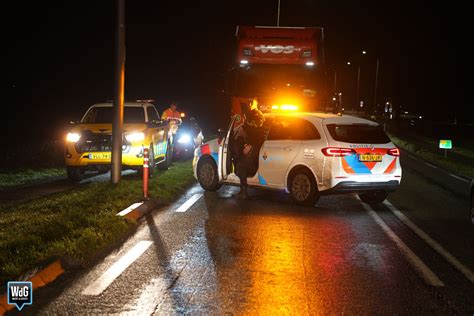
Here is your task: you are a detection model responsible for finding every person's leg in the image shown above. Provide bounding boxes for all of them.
[235,161,248,199]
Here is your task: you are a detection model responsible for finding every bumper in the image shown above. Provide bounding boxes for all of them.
[65,144,145,168]
[322,180,400,195]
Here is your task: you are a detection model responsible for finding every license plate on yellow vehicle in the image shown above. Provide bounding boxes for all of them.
[358,154,382,162]
[89,153,111,160]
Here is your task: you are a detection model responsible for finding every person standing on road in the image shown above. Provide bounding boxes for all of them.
[161,101,182,122]
[233,99,265,199]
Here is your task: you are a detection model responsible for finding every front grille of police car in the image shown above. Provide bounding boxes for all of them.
[75,132,131,153]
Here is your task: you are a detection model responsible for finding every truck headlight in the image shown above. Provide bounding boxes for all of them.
[177,134,191,144]
[66,132,81,143]
[125,132,145,142]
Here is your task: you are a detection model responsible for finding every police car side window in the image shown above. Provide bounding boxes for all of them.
[267,117,320,140]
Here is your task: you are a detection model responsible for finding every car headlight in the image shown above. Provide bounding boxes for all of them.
[177,134,191,144]
[125,132,145,142]
[66,132,81,143]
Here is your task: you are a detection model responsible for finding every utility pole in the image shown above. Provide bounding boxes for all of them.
[356,65,360,110]
[277,0,281,26]
[373,57,379,114]
[111,0,126,184]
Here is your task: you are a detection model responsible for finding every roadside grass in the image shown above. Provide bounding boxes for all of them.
[0,168,66,188]
[0,161,195,285]
[387,133,474,179]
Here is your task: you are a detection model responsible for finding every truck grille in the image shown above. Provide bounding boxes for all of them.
[76,132,113,153]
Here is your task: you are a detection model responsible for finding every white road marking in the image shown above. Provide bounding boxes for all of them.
[424,162,438,169]
[175,194,203,213]
[384,200,474,284]
[116,202,144,216]
[362,203,444,287]
[82,240,153,295]
[448,173,470,183]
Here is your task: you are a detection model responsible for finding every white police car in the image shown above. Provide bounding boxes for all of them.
[193,111,402,205]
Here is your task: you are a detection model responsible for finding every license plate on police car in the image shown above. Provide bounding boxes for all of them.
[358,154,382,162]
[89,153,111,160]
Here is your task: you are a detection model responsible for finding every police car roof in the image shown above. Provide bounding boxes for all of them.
[91,102,154,108]
[264,112,379,126]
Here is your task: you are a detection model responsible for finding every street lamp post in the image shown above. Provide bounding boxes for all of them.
[373,57,379,114]
[111,0,126,184]
[356,64,361,110]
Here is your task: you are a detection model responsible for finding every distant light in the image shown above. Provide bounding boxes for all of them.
[347,61,351,65]
[419,116,423,119]
[180,112,186,118]
[362,50,367,54]
[177,134,191,144]
[240,60,248,64]
[338,92,342,95]
[280,104,298,111]
[286,83,291,87]
[305,61,314,66]
[332,97,336,101]
[404,111,409,114]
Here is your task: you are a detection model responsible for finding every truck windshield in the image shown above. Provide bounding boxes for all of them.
[82,107,145,124]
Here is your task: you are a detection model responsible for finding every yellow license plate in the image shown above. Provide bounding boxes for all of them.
[89,153,111,160]
[358,154,382,162]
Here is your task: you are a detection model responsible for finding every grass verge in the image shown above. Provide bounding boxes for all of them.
[387,132,474,179]
[0,161,195,284]
[0,168,66,188]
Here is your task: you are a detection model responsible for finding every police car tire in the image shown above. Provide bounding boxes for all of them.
[359,191,388,205]
[197,157,221,191]
[288,168,319,206]
[158,139,172,170]
[67,166,83,182]
[148,145,155,177]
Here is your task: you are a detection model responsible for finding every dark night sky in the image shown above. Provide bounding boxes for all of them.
[0,1,469,145]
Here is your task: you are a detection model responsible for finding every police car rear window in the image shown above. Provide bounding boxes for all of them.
[326,124,391,144]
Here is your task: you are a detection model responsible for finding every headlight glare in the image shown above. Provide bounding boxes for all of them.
[125,132,145,142]
[66,132,81,143]
[177,134,191,144]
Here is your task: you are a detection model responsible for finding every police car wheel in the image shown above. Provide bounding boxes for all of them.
[359,191,388,205]
[197,158,221,191]
[289,168,319,206]
[148,145,155,177]
[158,139,172,170]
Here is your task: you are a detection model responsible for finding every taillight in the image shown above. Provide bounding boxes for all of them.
[321,147,355,157]
[387,148,400,156]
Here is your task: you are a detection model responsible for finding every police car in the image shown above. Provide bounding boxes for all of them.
[65,101,173,181]
[193,110,402,205]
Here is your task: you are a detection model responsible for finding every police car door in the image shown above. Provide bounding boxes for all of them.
[220,116,238,180]
[257,116,301,187]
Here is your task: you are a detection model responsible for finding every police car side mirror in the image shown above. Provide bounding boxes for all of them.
[69,120,80,125]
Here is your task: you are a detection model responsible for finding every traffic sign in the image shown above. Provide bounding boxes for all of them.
[439,140,452,149]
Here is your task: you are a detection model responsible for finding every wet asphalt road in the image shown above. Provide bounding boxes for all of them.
[16,159,471,314]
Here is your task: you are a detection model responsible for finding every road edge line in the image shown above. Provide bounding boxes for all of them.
[362,203,444,287]
[81,240,153,296]
[384,200,474,284]
[175,194,203,213]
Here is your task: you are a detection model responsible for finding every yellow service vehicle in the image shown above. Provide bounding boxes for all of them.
[65,101,173,181]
